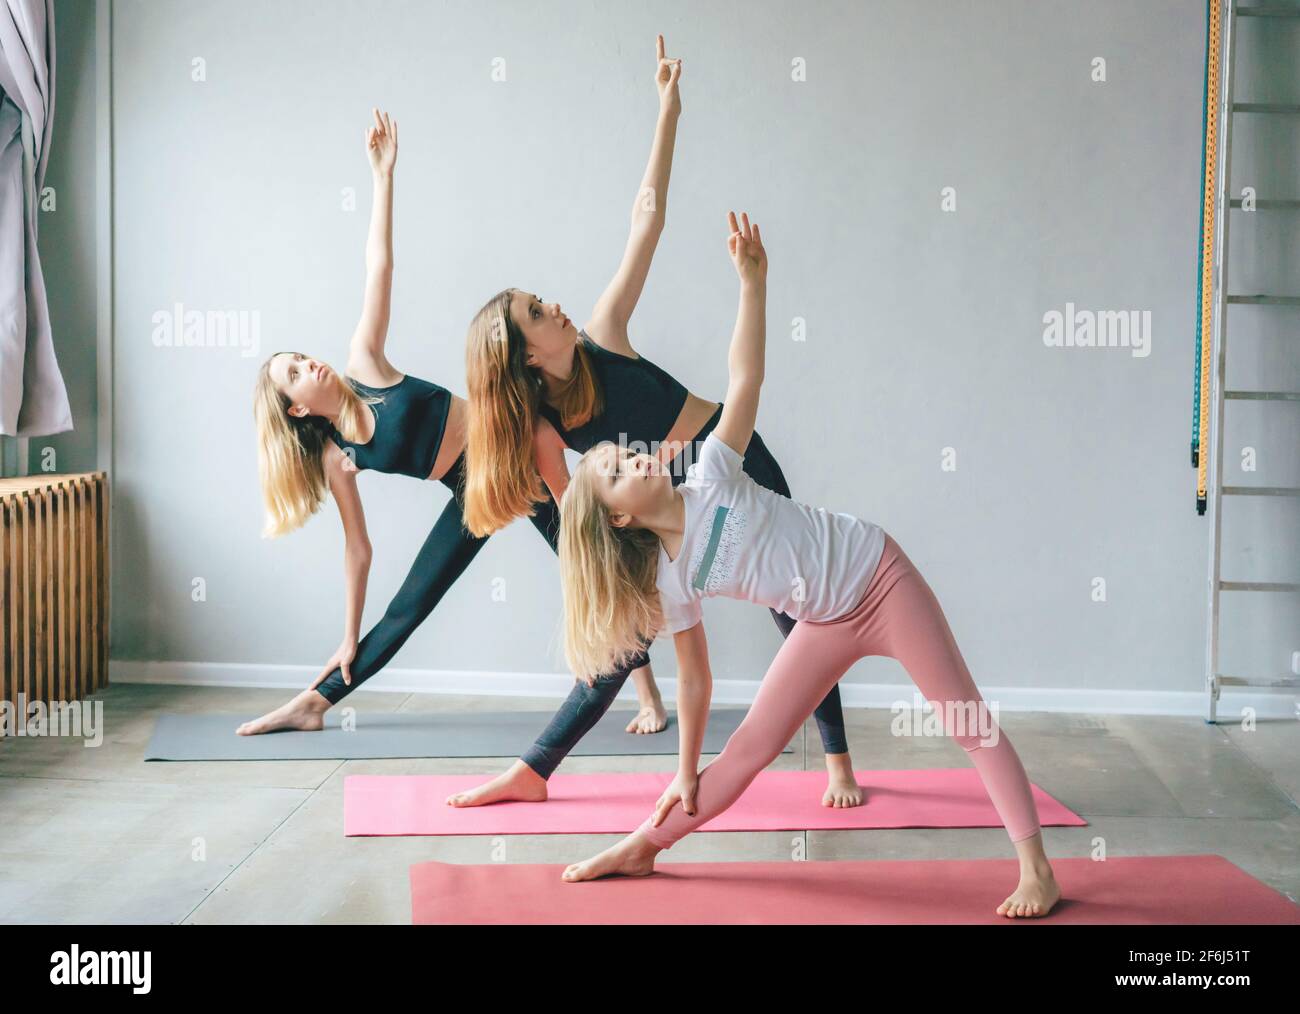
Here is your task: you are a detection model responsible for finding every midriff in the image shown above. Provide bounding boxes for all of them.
[428,395,469,481]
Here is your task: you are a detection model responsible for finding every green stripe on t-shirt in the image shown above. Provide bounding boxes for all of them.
[692,505,730,592]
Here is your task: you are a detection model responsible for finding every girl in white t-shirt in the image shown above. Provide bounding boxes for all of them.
[556,212,1060,918]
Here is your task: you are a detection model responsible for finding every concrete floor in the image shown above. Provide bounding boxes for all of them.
[1,682,1297,923]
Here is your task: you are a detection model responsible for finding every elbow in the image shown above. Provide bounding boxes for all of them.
[349,540,373,567]
[730,367,765,390]
[631,205,666,236]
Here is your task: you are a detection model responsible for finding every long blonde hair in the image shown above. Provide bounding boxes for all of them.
[558,445,664,681]
[463,287,604,536]
[253,352,380,537]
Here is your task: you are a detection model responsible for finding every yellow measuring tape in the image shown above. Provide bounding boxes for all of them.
[1195,0,1221,514]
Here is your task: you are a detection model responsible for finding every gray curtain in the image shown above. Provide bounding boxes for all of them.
[0,0,70,439]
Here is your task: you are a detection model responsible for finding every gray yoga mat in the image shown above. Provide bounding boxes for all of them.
[143,708,787,761]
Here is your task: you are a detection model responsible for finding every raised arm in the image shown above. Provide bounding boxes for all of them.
[583,34,682,355]
[346,108,399,376]
[712,211,769,458]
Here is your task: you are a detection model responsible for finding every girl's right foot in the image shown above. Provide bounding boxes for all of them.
[997,860,1061,918]
[236,690,329,735]
[445,760,549,807]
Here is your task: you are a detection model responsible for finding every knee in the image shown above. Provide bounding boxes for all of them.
[952,722,1003,753]
[380,602,420,630]
[723,724,785,770]
[941,701,1002,752]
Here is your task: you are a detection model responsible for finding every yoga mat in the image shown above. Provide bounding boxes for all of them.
[410,854,1300,925]
[344,768,1086,836]
[143,709,781,761]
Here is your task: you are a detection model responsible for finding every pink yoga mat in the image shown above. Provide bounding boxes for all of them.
[345,768,1086,836]
[410,854,1300,925]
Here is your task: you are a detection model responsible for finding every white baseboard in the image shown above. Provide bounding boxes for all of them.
[107,660,1299,720]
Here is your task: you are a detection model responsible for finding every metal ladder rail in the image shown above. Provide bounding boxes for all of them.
[1205,1,1300,723]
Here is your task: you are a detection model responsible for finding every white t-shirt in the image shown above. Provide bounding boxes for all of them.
[656,433,886,634]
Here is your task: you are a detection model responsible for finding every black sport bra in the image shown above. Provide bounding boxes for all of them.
[328,373,452,479]
[537,332,690,453]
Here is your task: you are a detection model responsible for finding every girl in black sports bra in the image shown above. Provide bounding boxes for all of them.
[243,109,666,756]
[458,38,864,811]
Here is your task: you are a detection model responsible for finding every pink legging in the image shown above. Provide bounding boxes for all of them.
[638,532,1042,848]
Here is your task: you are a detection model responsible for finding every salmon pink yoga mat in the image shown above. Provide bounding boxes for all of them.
[344,768,1086,836]
[409,854,1300,925]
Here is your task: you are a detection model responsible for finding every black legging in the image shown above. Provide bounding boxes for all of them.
[313,455,642,706]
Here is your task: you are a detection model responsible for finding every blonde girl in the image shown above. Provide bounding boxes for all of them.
[556,211,1061,919]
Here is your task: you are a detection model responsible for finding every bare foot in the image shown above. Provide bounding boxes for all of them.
[822,753,865,807]
[996,862,1061,918]
[446,760,549,807]
[562,830,662,882]
[236,690,329,735]
[626,701,668,735]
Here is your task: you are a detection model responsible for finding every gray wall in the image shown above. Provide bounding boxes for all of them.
[84,0,1298,704]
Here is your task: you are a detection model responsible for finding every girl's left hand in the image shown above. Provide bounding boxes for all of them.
[366,107,398,175]
[650,768,699,826]
[654,34,682,117]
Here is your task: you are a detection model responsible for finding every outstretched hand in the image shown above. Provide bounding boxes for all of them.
[727,210,767,285]
[655,34,682,116]
[366,107,398,175]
